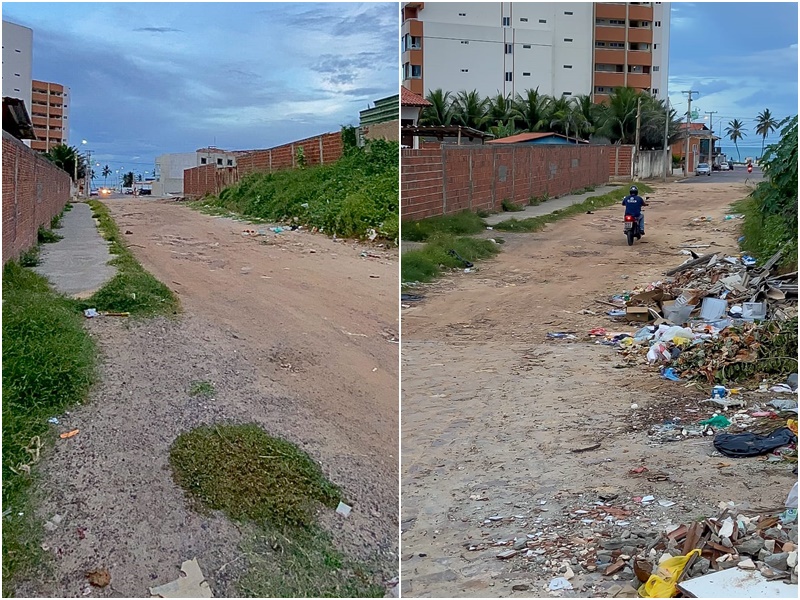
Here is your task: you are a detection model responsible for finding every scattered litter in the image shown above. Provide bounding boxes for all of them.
[677,563,797,598]
[713,427,797,458]
[59,429,79,439]
[447,249,473,268]
[336,502,352,517]
[660,367,682,382]
[47,417,59,424]
[149,558,213,598]
[83,308,99,318]
[547,332,577,340]
[548,577,573,591]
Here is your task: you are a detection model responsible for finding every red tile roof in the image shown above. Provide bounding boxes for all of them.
[488,132,588,144]
[401,86,431,107]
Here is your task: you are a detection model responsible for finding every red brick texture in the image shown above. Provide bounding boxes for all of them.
[402,144,610,221]
[3,131,72,263]
[608,145,634,178]
[183,132,344,197]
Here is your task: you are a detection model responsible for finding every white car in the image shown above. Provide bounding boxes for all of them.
[696,163,712,176]
[720,162,730,171]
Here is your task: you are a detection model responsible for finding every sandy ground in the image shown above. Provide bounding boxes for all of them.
[20,199,399,597]
[400,181,795,597]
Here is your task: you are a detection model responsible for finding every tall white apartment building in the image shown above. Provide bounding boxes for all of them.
[2,20,34,114]
[402,2,670,103]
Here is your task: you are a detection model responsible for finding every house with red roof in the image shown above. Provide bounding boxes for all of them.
[670,122,720,175]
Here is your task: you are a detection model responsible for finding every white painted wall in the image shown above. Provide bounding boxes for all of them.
[418,2,593,100]
[2,20,33,116]
[652,3,670,100]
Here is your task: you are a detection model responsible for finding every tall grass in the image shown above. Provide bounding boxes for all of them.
[195,140,399,241]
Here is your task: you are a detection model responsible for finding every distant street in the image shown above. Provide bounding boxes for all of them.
[679,165,764,185]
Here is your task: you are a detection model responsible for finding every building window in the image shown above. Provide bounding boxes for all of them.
[461,40,469,44]
[653,88,659,95]
[609,42,625,48]
[13,88,20,92]
[564,38,573,42]
[227,159,233,166]
[539,19,547,23]
[564,11,573,15]
[563,65,573,69]
[522,44,531,48]
[505,43,512,54]
[411,64,421,78]
[520,17,528,22]
[502,16,510,26]
[200,158,207,165]
[595,86,607,93]
[523,72,531,76]
[505,72,513,82]
[461,69,469,72]
[15,49,21,53]
[458,12,466,17]
[655,20,661,26]
[653,66,660,72]
[595,41,606,47]
[563,91,572,96]
[216,158,223,165]
[653,43,658,49]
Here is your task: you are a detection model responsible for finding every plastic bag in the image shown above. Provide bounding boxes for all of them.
[638,549,701,598]
[786,482,798,509]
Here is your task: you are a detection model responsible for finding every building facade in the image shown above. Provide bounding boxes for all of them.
[401,2,669,103]
[30,80,70,152]
[2,20,34,143]
[153,148,239,196]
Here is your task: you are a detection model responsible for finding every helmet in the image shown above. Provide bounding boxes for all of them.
[629,186,638,195]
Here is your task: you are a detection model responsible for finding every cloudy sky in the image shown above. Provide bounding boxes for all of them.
[2,2,398,176]
[668,1,798,156]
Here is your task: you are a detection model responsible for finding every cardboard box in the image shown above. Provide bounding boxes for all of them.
[626,306,655,322]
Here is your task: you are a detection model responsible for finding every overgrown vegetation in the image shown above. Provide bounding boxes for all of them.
[189,381,215,398]
[529,193,549,206]
[501,198,524,212]
[193,139,398,241]
[736,116,798,270]
[493,182,652,232]
[80,201,179,317]
[170,424,381,597]
[401,211,486,242]
[402,235,500,283]
[18,246,40,267]
[37,225,62,244]
[2,262,97,594]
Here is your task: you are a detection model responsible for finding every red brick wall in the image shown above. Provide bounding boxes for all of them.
[184,132,344,197]
[402,144,610,221]
[2,131,72,263]
[608,145,634,178]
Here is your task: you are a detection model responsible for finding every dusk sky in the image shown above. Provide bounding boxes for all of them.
[668,1,798,157]
[2,2,398,177]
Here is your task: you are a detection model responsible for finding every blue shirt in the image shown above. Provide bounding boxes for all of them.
[622,195,645,217]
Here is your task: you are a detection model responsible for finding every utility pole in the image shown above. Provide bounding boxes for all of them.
[705,110,718,166]
[663,98,670,181]
[633,96,642,179]
[682,90,698,176]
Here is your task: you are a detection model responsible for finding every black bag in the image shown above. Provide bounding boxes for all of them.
[713,427,797,458]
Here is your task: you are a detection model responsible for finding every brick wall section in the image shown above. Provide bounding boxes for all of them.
[362,120,399,143]
[184,132,344,197]
[609,145,634,178]
[2,131,71,263]
[402,144,610,221]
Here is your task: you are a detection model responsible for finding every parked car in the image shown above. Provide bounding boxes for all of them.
[89,188,99,196]
[138,188,152,196]
[696,163,712,176]
[720,162,730,171]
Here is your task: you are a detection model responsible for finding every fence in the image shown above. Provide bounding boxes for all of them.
[2,131,72,263]
[608,145,668,179]
[402,144,610,221]
[184,131,344,197]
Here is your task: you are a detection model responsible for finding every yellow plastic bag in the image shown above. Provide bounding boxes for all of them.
[788,419,797,435]
[638,549,701,598]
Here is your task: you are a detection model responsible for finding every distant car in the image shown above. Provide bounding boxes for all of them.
[99,187,112,196]
[138,188,152,196]
[89,188,99,196]
[696,163,712,176]
[720,162,730,171]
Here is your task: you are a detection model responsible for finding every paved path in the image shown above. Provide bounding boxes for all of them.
[33,201,116,298]
[483,184,620,225]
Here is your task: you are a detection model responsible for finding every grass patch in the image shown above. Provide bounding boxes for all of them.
[401,235,500,283]
[170,424,380,596]
[494,181,653,233]
[80,200,179,317]
[529,194,549,206]
[401,210,486,242]
[50,214,63,230]
[189,380,215,398]
[730,197,798,270]
[170,424,341,528]
[193,140,398,241]
[2,261,97,594]
[37,226,62,244]
[18,246,40,267]
[501,198,524,212]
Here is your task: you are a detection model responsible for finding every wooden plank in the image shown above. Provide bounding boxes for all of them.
[665,254,716,276]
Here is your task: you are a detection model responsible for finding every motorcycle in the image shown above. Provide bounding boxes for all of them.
[623,196,650,246]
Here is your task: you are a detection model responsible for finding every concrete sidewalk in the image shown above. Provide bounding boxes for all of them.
[483,184,621,225]
[33,201,116,298]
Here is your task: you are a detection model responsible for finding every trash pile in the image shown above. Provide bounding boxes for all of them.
[478,483,798,597]
[593,249,798,385]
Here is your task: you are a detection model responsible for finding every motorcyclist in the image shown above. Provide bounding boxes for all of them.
[622,185,648,235]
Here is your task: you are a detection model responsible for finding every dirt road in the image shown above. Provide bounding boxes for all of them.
[21,199,398,597]
[400,181,794,597]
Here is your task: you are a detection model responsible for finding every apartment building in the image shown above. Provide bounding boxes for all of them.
[153,147,239,196]
[30,80,70,152]
[401,2,669,103]
[2,20,33,128]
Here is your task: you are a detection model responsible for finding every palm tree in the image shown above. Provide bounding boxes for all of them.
[547,97,588,141]
[420,89,454,126]
[755,109,779,158]
[489,120,520,140]
[573,94,601,139]
[451,90,489,131]
[101,165,111,187]
[487,93,516,130]
[594,87,641,144]
[512,88,551,132]
[43,143,85,181]
[724,119,747,162]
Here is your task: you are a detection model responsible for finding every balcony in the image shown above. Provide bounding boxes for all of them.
[595,4,626,20]
[628,27,653,43]
[32,116,48,127]
[594,26,626,42]
[32,91,49,103]
[593,72,625,88]
[627,51,653,66]
[629,4,654,21]
[594,48,625,64]
[626,73,652,89]
[402,48,423,66]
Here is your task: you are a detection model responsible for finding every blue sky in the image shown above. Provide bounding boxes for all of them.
[2,2,398,177]
[668,1,798,156]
